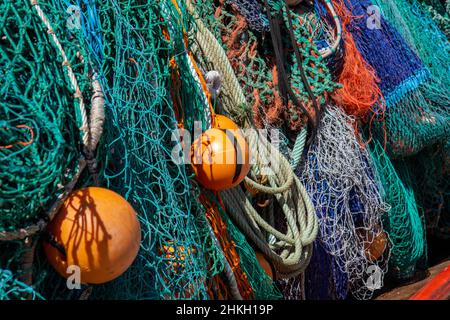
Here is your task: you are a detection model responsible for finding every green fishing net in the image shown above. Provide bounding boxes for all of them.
[0,268,44,300]
[367,139,426,280]
[407,142,450,240]
[0,0,87,235]
[0,0,227,300]
[77,0,220,299]
[418,0,450,39]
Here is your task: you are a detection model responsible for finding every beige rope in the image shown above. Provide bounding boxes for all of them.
[221,130,318,278]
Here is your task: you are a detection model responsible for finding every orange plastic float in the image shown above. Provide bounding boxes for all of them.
[212,114,240,130]
[43,187,141,284]
[191,115,250,191]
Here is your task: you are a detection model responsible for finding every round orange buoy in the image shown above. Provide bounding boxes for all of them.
[359,230,388,262]
[213,114,240,130]
[191,116,250,191]
[43,187,141,284]
[255,252,274,279]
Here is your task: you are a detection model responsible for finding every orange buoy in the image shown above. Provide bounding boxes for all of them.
[191,116,250,191]
[359,230,388,262]
[43,187,141,284]
[255,252,274,279]
[213,114,240,130]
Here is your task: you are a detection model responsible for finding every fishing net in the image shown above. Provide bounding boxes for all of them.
[372,0,450,89]
[187,0,311,296]
[343,0,450,158]
[301,105,389,300]
[216,202,283,299]
[76,0,222,299]
[368,0,450,240]
[0,0,87,237]
[367,139,426,281]
[407,143,450,240]
[0,0,100,300]
[191,0,338,137]
[1,0,228,300]
[315,0,383,119]
[192,0,291,131]
[0,268,44,300]
[418,0,450,39]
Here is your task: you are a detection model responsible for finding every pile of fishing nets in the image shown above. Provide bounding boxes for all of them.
[1,0,448,300]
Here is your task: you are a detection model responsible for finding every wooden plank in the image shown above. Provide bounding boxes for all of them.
[376,260,450,300]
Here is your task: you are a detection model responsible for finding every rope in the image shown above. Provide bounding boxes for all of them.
[208,227,243,300]
[319,0,343,59]
[30,0,89,147]
[290,127,307,170]
[221,130,318,279]
[186,0,249,124]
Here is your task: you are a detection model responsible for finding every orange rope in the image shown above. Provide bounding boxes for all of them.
[331,0,384,119]
[0,125,34,149]
[200,193,254,299]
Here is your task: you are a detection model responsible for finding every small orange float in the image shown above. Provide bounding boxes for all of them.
[191,116,250,191]
[43,187,141,284]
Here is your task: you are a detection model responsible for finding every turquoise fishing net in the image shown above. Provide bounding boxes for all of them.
[407,142,450,240]
[76,0,220,299]
[0,268,44,300]
[0,0,87,234]
[418,0,450,39]
[1,0,226,300]
[215,204,282,300]
[367,139,426,280]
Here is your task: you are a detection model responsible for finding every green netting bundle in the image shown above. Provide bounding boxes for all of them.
[418,0,450,39]
[74,0,220,299]
[214,203,282,300]
[406,142,450,240]
[0,0,87,235]
[367,139,426,280]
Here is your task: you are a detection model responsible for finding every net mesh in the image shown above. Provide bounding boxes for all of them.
[367,138,426,280]
[344,0,450,158]
[0,0,448,301]
[300,105,389,300]
[0,0,85,234]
